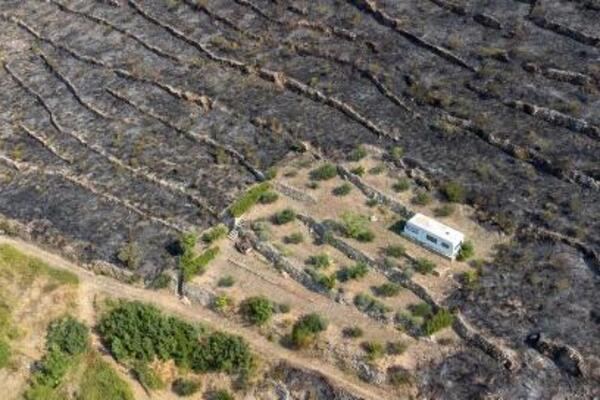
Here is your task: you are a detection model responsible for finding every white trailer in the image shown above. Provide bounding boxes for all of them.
[403,213,464,259]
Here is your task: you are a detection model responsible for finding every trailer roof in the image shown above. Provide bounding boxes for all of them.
[406,213,464,245]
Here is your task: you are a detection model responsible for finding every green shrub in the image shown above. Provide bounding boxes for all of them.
[212,293,234,314]
[150,273,171,289]
[362,341,385,361]
[441,181,466,203]
[343,326,364,338]
[414,258,436,275]
[217,275,235,288]
[46,316,89,356]
[229,182,271,217]
[117,241,140,270]
[390,146,404,161]
[365,198,378,207]
[202,224,228,244]
[212,389,234,400]
[283,232,304,244]
[409,303,432,318]
[178,233,219,281]
[386,341,408,355]
[434,204,455,217]
[462,269,479,289]
[384,245,405,258]
[240,296,274,326]
[412,191,431,206]
[308,270,336,291]
[354,293,391,318]
[291,314,328,348]
[264,167,277,180]
[337,262,369,281]
[259,191,279,204]
[31,347,71,389]
[456,241,474,261]
[332,183,352,196]
[423,309,454,336]
[273,208,296,225]
[350,166,365,176]
[191,332,253,375]
[348,145,368,161]
[392,178,410,192]
[306,253,331,269]
[340,213,375,242]
[133,361,164,390]
[373,283,401,297]
[172,378,200,397]
[310,163,338,180]
[0,340,9,369]
[0,244,78,286]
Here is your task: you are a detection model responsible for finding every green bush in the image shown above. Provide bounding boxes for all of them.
[384,245,405,258]
[259,191,279,204]
[117,241,140,270]
[342,326,363,338]
[414,258,436,275]
[348,145,368,161]
[389,369,412,387]
[354,293,391,318]
[392,178,410,192]
[212,390,234,400]
[457,241,474,261]
[202,224,228,244]
[79,352,134,400]
[368,165,385,175]
[409,302,432,318]
[217,275,235,288]
[306,253,331,269]
[264,167,277,180]
[308,270,336,291]
[412,191,431,206]
[362,341,384,361]
[337,262,369,282]
[46,315,89,356]
[340,213,375,242]
[133,361,164,390]
[365,198,378,207]
[310,163,338,180]
[423,309,454,336]
[212,293,234,314]
[332,183,352,196]
[441,181,466,203]
[350,166,365,176]
[172,378,200,397]
[0,340,9,369]
[191,332,253,375]
[229,182,271,217]
[240,296,274,326]
[273,208,296,225]
[390,146,404,161]
[373,283,401,297]
[283,232,304,244]
[291,314,328,348]
[31,347,71,389]
[150,273,171,289]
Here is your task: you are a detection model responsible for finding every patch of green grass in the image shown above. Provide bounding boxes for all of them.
[229,182,271,217]
[337,262,369,282]
[441,181,466,203]
[456,241,474,261]
[414,258,436,275]
[306,253,331,269]
[348,145,368,161]
[0,339,10,369]
[310,163,338,180]
[383,244,405,258]
[361,341,385,361]
[133,361,164,391]
[412,191,431,206]
[202,224,228,244]
[339,213,375,242]
[423,309,454,336]
[372,283,401,297]
[259,191,279,204]
[0,244,79,286]
[434,204,455,217]
[217,275,235,288]
[283,232,304,244]
[368,164,385,175]
[392,178,410,192]
[79,352,134,400]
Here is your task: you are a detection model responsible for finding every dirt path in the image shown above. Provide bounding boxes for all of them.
[0,236,391,400]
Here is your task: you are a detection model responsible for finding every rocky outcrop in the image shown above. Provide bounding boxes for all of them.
[526,332,586,377]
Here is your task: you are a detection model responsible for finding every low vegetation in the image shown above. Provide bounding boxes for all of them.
[441,181,466,203]
[362,341,385,361]
[373,282,402,297]
[172,378,200,396]
[259,191,279,204]
[310,163,338,180]
[392,178,410,192]
[348,145,368,161]
[342,326,364,338]
[339,212,375,242]
[337,262,369,282]
[202,224,228,244]
[229,182,271,217]
[273,208,296,225]
[414,258,436,275]
[217,275,235,288]
[283,232,304,244]
[98,301,254,378]
[457,241,475,261]
[354,293,391,319]
[384,244,405,258]
[179,233,220,282]
[332,183,352,196]
[290,313,328,348]
[240,296,274,326]
[306,253,331,269]
[412,191,432,206]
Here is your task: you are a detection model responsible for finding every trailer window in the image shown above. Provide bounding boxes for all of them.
[426,234,437,244]
[441,242,450,249]
[406,225,419,234]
